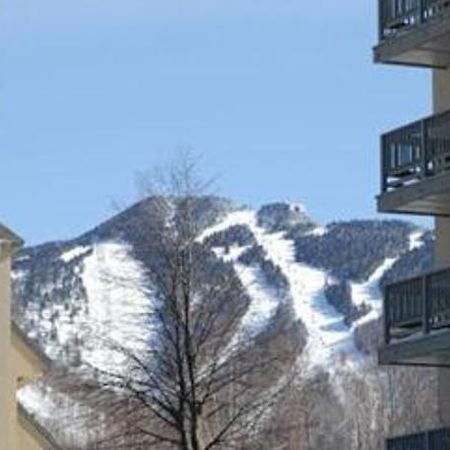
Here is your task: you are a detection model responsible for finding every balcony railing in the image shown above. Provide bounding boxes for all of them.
[379,0,450,41]
[384,267,450,344]
[381,110,450,195]
[387,428,450,450]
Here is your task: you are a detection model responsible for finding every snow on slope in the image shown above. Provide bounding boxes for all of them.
[17,382,98,448]
[215,244,282,338]
[234,263,281,336]
[81,241,152,373]
[213,246,282,360]
[351,257,396,326]
[351,229,425,327]
[306,226,328,237]
[60,246,91,263]
[202,209,358,372]
[409,230,425,250]
[202,208,421,374]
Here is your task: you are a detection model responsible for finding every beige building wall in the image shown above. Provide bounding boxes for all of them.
[434,218,450,267]
[0,223,49,449]
[12,326,46,392]
[0,242,14,450]
[12,326,47,450]
[432,68,450,423]
[433,69,450,267]
[15,416,46,450]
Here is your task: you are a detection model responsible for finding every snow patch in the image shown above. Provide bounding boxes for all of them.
[213,245,280,340]
[198,209,254,241]
[81,241,152,373]
[17,384,56,422]
[234,263,281,336]
[306,226,328,237]
[17,383,99,448]
[409,230,425,251]
[60,246,91,263]
[351,257,397,326]
[213,245,250,262]
[11,270,27,281]
[14,255,30,263]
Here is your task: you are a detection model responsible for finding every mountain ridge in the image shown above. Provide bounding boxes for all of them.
[12,196,438,450]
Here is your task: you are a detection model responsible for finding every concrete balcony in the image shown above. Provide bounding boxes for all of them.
[378,110,450,217]
[375,0,450,68]
[386,428,450,449]
[379,267,450,367]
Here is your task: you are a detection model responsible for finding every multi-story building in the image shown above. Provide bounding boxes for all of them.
[375,1,450,448]
[0,222,57,449]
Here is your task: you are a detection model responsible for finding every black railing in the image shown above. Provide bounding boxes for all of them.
[384,267,450,343]
[387,428,450,450]
[381,110,450,194]
[379,0,450,41]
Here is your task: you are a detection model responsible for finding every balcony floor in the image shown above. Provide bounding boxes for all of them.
[378,171,450,216]
[379,329,450,367]
[375,10,450,68]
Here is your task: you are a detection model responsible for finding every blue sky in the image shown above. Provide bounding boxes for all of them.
[1,0,432,245]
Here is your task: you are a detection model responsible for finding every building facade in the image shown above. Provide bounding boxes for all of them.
[0,223,55,450]
[375,1,450,448]
[12,323,57,450]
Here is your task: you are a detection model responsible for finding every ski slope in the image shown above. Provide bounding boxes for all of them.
[202,208,423,373]
[203,209,357,371]
[81,241,153,373]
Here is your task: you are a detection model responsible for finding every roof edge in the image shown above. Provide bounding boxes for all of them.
[0,222,24,248]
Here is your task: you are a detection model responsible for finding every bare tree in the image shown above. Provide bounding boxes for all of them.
[75,151,302,450]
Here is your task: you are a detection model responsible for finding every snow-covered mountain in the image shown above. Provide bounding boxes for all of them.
[13,197,440,449]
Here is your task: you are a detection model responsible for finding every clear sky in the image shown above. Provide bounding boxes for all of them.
[1,0,433,245]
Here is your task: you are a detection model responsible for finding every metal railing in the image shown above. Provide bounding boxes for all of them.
[381,110,450,194]
[387,428,450,450]
[384,267,450,343]
[379,0,450,40]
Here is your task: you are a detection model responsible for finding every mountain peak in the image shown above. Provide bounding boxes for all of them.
[256,202,316,233]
